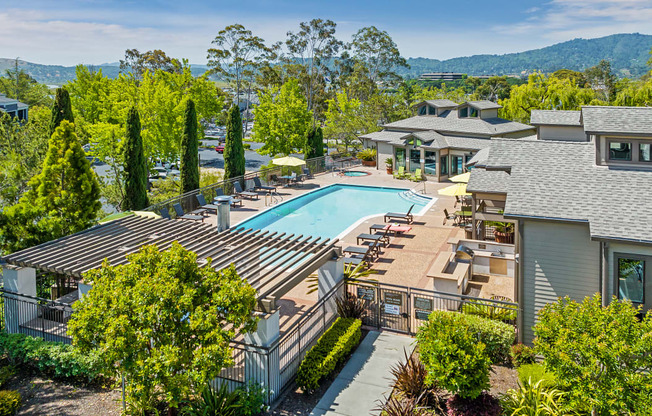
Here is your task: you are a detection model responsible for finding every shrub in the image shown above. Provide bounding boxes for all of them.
[390,349,429,401]
[182,382,238,416]
[234,382,269,416]
[296,318,361,393]
[517,364,556,388]
[416,311,491,399]
[510,343,536,367]
[500,379,566,416]
[461,300,517,323]
[0,390,21,416]
[446,392,501,416]
[357,148,376,161]
[0,333,103,382]
[243,143,251,150]
[463,314,515,364]
[335,294,366,319]
[375,395,426,416]
[0,368,14,389]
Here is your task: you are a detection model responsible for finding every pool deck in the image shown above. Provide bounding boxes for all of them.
[191,166,513,334]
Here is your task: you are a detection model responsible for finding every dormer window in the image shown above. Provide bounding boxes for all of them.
[459,107,468,118]
[428,105,437,115]
[418,106,427,116]
[609,141,632,161]
[640,143,651,162]
[418,105,438,116]
[469,107,478,118]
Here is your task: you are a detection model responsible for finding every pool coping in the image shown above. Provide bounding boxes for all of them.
[233,183,438,241]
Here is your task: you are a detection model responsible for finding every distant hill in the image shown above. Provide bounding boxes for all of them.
[399,33,652,78]
[0,59,211,85]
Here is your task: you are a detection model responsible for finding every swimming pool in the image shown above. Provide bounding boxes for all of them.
[341,171,371,177]
[236,184,434,239]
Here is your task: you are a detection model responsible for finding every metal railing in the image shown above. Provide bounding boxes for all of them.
[1,289,73,344]
[145,154,360,218]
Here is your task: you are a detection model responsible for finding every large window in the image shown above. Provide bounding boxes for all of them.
[451,155,463,174]
[395,148,406,169]
[440,155,448,175]
[640,143,652,162]
[469,107,478,118]
[409,149,421,173]
[424,151,437,175]
[609,141,632,161]
[618,257,645,304]
[418,106,427,116]
[428,105,437,115]
[459,107,468,118]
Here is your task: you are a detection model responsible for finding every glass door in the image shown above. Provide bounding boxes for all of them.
[424,151,437,175]
[409,149,421,173]
[395,148,406,171]
[451,155,463,175]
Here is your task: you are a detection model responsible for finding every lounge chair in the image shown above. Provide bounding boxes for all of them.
[410,168,423,182]
[233,182,259,200]
[393,166,406,179]
[384,204,415,224]
[214,188,242,207]
[159,207,171,219]
[443,208,459,225]
[369,223,412,237]
[356,227,391,247]
[196,194,220,214]
[343,255,367,267]
[302,167,313,179]
[173,203,204,222]
[253,177,276,193]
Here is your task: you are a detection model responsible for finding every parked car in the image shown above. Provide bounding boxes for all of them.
[215,144,225,154]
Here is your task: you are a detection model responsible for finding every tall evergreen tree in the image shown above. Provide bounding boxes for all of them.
[122,106,148,211]
[315,126,325,157]
[0,121,101,253]
[49,87,74,138]
[224,105,245,179]
[304,127,318,159]
[180,99,200,193]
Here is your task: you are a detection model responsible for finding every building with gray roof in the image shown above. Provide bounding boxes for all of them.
[0,95,28,121]
[360,100,535,181]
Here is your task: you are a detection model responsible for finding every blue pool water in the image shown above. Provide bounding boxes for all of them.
[237,184,432,239]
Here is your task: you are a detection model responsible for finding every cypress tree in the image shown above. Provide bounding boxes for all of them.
[304,127,318,160]
[122,106,149,211]
[49,87,74,138]
[224,105,245,179]
[315,126,325,157]
[180,99,200,193]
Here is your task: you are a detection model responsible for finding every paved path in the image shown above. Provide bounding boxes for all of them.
[310,331,414,416]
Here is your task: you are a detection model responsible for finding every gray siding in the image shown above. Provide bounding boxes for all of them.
[522,220,600,343]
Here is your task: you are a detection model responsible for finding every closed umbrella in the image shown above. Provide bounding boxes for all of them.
[449,172,470,183]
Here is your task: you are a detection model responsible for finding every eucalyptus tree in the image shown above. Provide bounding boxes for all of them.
[349,26,408,85]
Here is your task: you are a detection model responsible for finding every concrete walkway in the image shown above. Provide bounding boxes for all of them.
[310,331,414,416]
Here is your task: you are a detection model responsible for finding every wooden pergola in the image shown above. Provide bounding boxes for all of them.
[2,214,341,312]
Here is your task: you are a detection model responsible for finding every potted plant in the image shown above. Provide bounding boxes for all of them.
[385,157,393,174]
[491,221,514,243]
[357,148,377,167]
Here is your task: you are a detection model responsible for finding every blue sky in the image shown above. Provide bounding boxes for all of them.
[2,0,652,65]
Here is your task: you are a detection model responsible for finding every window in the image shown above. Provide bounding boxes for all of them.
[409,149,421,173]
[440,155,448,175]
[428,105,437,115]
[609,141,632,161]
[395,148,406,169]
[418,105,427,116]
[459,107,468,118]
[469,107,478,118]
[618,257,645,304]
[451,155,463,174]
[424,151,437,175]
[640,143,652,162]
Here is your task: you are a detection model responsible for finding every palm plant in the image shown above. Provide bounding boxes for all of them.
[183,383,239,416]
[390,349,430,402]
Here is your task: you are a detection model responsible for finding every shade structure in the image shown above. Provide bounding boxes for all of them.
[449,172,470,183]
[272,156,306,167]
[438,183,470,196]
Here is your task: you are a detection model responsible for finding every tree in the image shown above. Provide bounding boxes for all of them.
[304,127,321,160]
[323,91,368,153]
[349,26,408,85]
[584,59,617,102]
[0,59,52,106]
[180,99,200,193]
[119,49,181,78]
[68,243,258,414]
[49,87,74,138]
[253,79,311,156]
[534,294,652,415]
[224,105,245,179]
[286,19,343,123]
[315,127,324,157]
[552,69,587,87]
[0,121,101,253]
[474,76,511,102]
[122,106,148,211]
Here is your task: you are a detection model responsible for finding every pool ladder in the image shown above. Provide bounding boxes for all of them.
[265,191,283,207]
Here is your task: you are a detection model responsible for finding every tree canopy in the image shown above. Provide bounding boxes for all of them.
[69,242,258,414]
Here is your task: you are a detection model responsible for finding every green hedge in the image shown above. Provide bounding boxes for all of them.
[0,390,21,416]
[0,333,104,382]
[463,314,515,364]
[296,318,361,393]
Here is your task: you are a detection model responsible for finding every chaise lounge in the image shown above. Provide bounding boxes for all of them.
[384,204,415,224]
[233,182,259,200]
[253,177,276,193]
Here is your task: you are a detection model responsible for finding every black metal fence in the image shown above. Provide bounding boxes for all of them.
[1,289,73,344]
[345,279,518,335]
[146,154,361,219]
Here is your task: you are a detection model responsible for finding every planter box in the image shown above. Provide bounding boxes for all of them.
[386,167,393,174]
[361,160,376,167]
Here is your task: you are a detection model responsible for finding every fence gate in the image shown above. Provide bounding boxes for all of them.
[379,287,409,334]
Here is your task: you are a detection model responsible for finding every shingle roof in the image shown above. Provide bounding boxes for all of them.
[466,147,490,167]
[359,130,411,142]
[382,116,534,137]
[482,139,652,243]
[465,100,502,110]
[467,169,510,194]
[581,106,652,134]
[425,99,458,108]
[530,110,581,126]
[440,135,492,150]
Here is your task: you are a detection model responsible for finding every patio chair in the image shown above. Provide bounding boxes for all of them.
[196,194,219,214]
[393,166,406,179]
[159,207,171,220]
[214,188,243,207]
[356,227,391,248]
[343,255,368,267]
[253,177,276,193]
[302,167,313,179]
[443,208,459,225]
[233,182,259,200]
[173,203,204,222]
[410,168,423,182]
[384,204,415,224]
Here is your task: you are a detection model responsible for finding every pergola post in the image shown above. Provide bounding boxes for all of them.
[1,265,37,334]
[243,310,280,396]
[318,256,344,317]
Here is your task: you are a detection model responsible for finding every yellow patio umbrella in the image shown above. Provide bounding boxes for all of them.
[272,156,306,167]
[449,171,470,183]
[438,183,470,196]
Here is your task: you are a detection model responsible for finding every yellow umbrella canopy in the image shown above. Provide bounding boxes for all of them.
[449,172,471,183]
[272,156,306,167]
[438,183,470,196]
